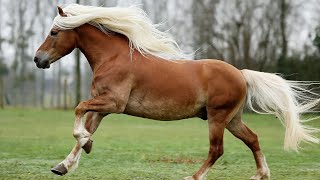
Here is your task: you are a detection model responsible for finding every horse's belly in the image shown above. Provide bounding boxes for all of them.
[123,97,204,120]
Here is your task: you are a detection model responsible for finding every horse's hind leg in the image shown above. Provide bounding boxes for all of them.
[184,108,233,180]
[51,112,104,175]
[226,113,270,180]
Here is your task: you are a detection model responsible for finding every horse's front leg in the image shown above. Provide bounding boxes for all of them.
[51,112,105,175]
[82,112,106,154]
[72,95,121,147]
[51,94,122,176]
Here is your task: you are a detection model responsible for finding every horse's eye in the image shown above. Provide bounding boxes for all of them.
[50,31,58,36]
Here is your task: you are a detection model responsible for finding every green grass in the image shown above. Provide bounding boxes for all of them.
[0,109,319,180]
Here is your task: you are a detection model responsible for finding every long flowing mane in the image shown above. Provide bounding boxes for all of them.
[53,4,187,59]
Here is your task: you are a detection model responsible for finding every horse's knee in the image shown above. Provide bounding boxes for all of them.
[73,127,90,141]
[73,127,89,136]
[73,129,80,139]
[75,102,86,116]
[73,130,90,147]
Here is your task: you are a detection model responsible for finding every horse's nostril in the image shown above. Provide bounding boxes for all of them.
[34,56,39,63]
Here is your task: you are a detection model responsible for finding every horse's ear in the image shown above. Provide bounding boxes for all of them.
[57,6,67,17]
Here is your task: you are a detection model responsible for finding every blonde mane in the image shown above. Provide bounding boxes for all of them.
[53,4,187,59]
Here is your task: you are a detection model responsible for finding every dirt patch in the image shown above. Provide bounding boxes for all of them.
[148,157,203,164]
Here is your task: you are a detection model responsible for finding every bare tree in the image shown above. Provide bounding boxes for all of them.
[141,0,168,24]
[74,0,82,107]
[191,0,222,60]
[0,0,8,108]
[199,0,291,71]
[279,0,289,59]
[5,0,38,106]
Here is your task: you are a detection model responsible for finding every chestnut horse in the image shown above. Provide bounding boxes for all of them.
[34,4,319,180]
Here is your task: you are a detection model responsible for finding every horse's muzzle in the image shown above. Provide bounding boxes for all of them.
[34,52,51,69]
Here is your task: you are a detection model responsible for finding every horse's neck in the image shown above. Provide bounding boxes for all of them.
[76,24,130,71]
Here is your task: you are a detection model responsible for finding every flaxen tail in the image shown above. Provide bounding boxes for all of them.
[241,69,320,151]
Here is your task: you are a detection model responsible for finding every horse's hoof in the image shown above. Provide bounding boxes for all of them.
[250,174,270,180]
[82,139,93,154]
[51,163,68,176]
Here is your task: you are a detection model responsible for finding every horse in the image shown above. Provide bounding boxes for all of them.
[34,4,319,180]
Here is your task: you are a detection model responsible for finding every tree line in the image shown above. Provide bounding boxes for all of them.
[0,0,319,109]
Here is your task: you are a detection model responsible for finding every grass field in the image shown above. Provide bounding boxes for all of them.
[0,109,319,180]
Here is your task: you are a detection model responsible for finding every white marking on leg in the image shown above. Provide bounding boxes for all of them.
[67,149,82,172]
[73,117,91,147]
[198,167,211,180]
[183,176,195,180]
[61,143,82,171]
[257,151,270,176]
[251,151,270,180]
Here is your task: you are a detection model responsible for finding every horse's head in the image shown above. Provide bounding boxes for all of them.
[34,7,78,69]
